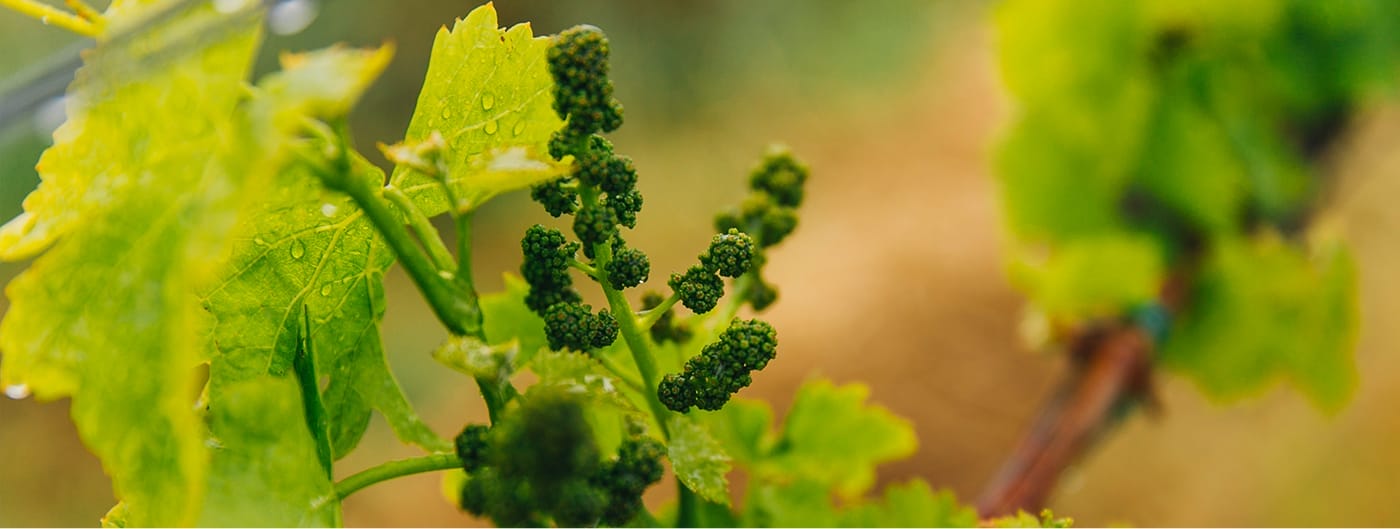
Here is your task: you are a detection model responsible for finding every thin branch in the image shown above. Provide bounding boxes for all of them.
[335,453,462,500]
[975,325,1154,516]
[0,0,99,36]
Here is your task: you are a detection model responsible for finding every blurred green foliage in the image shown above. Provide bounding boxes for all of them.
[996,0,1399,408]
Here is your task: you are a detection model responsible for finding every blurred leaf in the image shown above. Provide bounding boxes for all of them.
[667,416,732,506]
[838,480,978,528]
[481,273,549,368]
[987,509,1074,528]
[1011,234,1164,320]
[697,397,774,465]
[0,4,263,524]
[762,380,917,498]
[1159,235,1357,411]
[744,481,838,527]
[390,3,567,213]
[199,376,338,527]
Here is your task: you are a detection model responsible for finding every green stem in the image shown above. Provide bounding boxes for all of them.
[455,211,477,294]
[636,291,682,331]
[293,307,341,526]
[339,157,478,336]
[677,481,699,528]
[593,352,645,392]
[717,270,753,325]
[581,189,672,440]
[334,453,462,500]
[0,0,99,35]
[384,185,456,273]
[568,257,600,280]
[475,375,517,425]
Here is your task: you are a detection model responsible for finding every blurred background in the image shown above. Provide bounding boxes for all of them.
[2,0,1400,526]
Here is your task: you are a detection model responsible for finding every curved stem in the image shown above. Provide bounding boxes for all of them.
[0,0,99,36]
[568,257,599,279]
[976,326,1152,516]
[335,453,463,500]
[343,166,477,336]
[636,291,681,331]
[594,352,645,392]
[384,185,456,272]
[454,211,477,294]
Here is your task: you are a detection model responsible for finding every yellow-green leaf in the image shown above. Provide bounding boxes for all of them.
[762,380,917,498]
[667,416,732,506]
[0,3,263,525]
[389,3,568,214]
[198,376,338,527]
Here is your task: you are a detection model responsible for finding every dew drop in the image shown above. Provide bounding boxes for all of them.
[441,107,452,120]
[320,284,333,296]
[512,121,525,136]
[481,93,495,110]
[290,240,306,260]
[320,203,338,217]
[268,0,319,36]
[40,15,50,24]
[5,384,30,400]
[253,237,269,246]
[484,120,498,135]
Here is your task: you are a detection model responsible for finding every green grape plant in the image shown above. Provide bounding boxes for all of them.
[0,1,1053,527]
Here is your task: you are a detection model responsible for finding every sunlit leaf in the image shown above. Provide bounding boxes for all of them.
[0,3,262,524]
[390,3,568,214]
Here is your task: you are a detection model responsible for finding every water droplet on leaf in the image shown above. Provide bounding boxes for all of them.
[481,93,495,110]
[320,284,333,296]
[441,108,452,119]
[5,384,30,399]
[512,121,525,136]
[290,240,306,259]
[320,203,338,217]
[484,120,498,135]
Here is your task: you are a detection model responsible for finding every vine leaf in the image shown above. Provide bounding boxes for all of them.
[838,480,979,528]
[480,273,549,369]
[667,416,733,506]
[389,3,568,214]
[1160,236,1357,411]
[201,45,450,458]
[198,376,339,527]
[697,398,774,465]
[766,380,917,498]
[0,3,263,525]
[1009,234,1163,320]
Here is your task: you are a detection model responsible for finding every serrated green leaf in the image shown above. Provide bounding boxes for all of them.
[667,416,732,506]
[201,46,450,458]
[198,376,338,527]
[763,380,917,498]
[1159,235,1357,411]
[389,3,568,214]
[838,480,978,528]
[987,509,1074,528]
[0,4,262,525]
